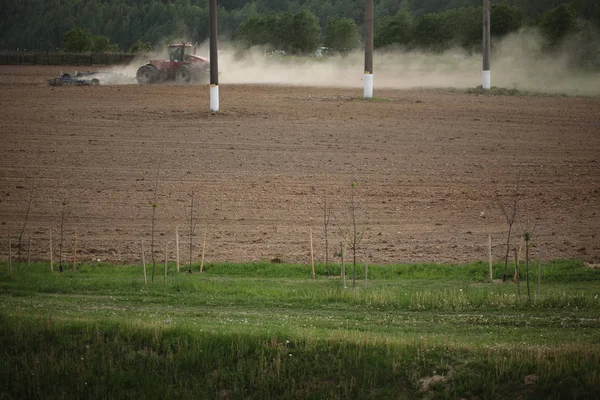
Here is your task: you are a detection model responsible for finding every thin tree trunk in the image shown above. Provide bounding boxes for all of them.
[352,213,357,287]
[72,229,78,272]
[151,205,156,282]
[200,228,207,273]
[59,205,66,271]
[17,186,33,264]
[525,239,531,303]
[164,242,168,284]
[514,249,520,298]
[142,241,147,285]
[49,228,53,272]
[310,227,315,279]
[175,226,180,273]
[364,253,369,289]
[341,241,346,288]
[537,253,542,299]
[488,234,493,281]
[27,236,31,266]
[8,234,12,272]
[503,225,513,282]
[189,191,194,271]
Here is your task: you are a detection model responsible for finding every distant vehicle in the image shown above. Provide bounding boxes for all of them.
[314,47,330,57]
[136,43,210,84]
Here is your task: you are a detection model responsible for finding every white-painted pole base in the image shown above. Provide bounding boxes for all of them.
[482,70,491,90]
[363,73,373,98]
[210,84,219,112]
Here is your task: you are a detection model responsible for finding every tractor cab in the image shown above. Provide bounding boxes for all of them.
[168,44,191,63]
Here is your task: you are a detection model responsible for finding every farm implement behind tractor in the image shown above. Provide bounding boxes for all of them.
[136,43,210,84]
[49,71,101,86]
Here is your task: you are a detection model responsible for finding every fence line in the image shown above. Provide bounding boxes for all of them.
[0,53,136,66]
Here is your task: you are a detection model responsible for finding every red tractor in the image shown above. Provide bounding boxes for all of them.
[136,43,210,84]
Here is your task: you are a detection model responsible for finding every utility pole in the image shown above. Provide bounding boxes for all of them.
[209,0,219,111]
[364,0,374,98]
[482,0,491,89]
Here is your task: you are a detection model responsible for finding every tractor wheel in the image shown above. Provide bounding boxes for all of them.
[91,78,100,86]
[175,64,192,84]
[136,64,158,84]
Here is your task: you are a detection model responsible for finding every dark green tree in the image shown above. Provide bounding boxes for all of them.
[129,39,153,53]
[324,16,359,54]
[92,35,111,52]
[539,4,577,45]
[439,7,481,49]
[374,10,413,48]
[413,12,452,51]
[491,2,525,37]
[62,27,95,52]
[236,14,281,48]
[287,10,322,54]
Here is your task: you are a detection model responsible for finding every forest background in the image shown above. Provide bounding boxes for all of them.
[1,0,599,68]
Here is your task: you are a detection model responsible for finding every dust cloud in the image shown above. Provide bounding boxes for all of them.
[219,30,600,96]
[111,31,600,96]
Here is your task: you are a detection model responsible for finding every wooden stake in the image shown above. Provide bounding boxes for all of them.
[309,227,315,279]
[8,234,12,272]
[27,236,31,266]
[175,226,180,273]
[488,234,493,281]
[49,228,53,272]
[141,241,147,285]
[482,0,491,89]
[72,229,78,272]
[200,228,207,273]
[164,242,168,284]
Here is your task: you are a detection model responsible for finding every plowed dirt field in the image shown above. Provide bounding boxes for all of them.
[1,66,599,265]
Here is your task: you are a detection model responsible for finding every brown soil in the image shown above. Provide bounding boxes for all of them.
[1,65,599,266]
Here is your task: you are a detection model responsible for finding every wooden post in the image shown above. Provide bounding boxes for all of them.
[27,236,31,266]
[49,228,53,272]
[141,241,147,285]
[164,242,168,284]
[200,229,207,273]
[364,0,374,98]
[175,226,180,273]
[309,227,315,279]
[209,0,220,112]
[8,234,12,272]
[488,234,493,281]
[72,229,78,272]
[482,0,491,89]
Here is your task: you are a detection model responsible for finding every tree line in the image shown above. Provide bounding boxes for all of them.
[1,1,599,63]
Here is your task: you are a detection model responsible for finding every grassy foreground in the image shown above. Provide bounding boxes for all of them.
[1,259,599,399]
